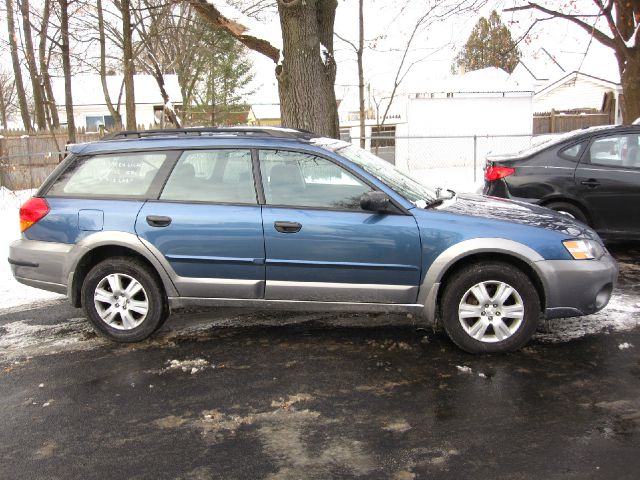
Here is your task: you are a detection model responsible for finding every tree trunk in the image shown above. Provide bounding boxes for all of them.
[0,85,7,130]
[39,0,59,129]
[276,0,339,138]
[357,0,365,147]
[188,0,340,137]
[20,0,47,130]
[59,0,76,142]
[5,0,32,131]
[97,0,122,130]
[122,0,137,130]
[618,52,640,124]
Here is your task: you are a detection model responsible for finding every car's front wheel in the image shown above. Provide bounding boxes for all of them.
[440,262,540,353]
[81,257,168,342]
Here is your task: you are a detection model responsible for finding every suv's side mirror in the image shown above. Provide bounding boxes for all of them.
[360,191,391,213]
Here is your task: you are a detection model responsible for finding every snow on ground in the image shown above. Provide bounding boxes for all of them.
[535,292,640,343]
[0,188,64,311]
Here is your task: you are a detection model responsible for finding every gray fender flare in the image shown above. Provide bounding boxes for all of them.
[65,231,179,299]
[417,238,547,322]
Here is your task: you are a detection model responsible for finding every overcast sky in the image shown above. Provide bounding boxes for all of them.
[0,0,621,108]
[246,0,620,104]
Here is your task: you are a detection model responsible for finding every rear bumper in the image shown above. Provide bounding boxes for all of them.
[8,239,73,295]
[538,253,618,319]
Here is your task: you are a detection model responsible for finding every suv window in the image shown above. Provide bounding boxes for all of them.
[259,150,371,210]
[48,152,167,197]
[160,149,257,204]
[588,134,640,169]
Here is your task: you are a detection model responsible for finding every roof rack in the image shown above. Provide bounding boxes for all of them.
[101,126,318,141]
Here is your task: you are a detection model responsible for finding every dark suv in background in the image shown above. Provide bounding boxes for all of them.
[484,125,640,241]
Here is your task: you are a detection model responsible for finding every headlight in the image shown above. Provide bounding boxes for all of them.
[563,239,604,260]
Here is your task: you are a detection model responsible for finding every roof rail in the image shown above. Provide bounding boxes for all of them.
[101,126,318,141]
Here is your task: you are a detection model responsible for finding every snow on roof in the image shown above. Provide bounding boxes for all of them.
[250,104,281,119]
[51,74,182,107]
[407,67,531,95]
[536,71,621,97]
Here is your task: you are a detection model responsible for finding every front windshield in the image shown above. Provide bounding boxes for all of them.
[314,139,437,206]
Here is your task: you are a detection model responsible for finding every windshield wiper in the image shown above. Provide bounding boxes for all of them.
[424,188,456,209]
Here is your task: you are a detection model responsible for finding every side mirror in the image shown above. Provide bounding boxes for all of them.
[360,191,391,213]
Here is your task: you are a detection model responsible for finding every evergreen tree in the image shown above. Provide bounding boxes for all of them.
[452,10,521,74]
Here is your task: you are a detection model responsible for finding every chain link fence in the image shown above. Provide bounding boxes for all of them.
[1,133,548,193]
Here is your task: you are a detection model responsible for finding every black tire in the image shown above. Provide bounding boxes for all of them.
[81,256,168,342]
[545,201,589,225]
[440,262,540,354]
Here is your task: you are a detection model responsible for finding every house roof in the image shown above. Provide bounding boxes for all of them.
[51,74,182,107]
[408,67,533,95]
[535,71,621,97]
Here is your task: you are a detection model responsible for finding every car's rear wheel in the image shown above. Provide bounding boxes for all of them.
[545,201,589,225]
[81,257,168,342]
[440,262,540,353]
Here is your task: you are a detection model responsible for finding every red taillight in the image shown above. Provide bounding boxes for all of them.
[484,166,515,181]
[19,197,49,232]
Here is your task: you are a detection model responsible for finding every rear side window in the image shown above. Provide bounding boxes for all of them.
[588,134,640,169]
[160,149,257,204]
[47,152,168,197]
[559,142,585,161]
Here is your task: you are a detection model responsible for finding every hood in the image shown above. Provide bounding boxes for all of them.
[437,194,600,241]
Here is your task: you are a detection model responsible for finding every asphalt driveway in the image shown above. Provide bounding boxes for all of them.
[0,244,639,479]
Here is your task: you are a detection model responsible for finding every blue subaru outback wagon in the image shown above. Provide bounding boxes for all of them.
[9,127,618,353]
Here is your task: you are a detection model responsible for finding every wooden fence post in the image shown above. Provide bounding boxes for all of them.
[550,109,556,133]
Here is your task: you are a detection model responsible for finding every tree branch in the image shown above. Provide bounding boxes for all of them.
[187,0,280,63]
[504,2,617,50]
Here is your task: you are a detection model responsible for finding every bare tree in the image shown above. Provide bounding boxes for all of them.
[506,1,640,124]
[5,0,32,130]
[58,0,76,141]
[374,0,488,131]
[38,0,60,129]
[131,0,183,126]
[335,0,365,147]
[0,69,18,130]
[20,0,48,130]
[121,0,137,129]
[97,0,123,129]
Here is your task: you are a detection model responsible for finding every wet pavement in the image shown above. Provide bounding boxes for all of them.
[0,245,639,479]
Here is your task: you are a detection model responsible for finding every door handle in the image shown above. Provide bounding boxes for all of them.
[274,221,302,233]
[580,179,600,188]
[146,215,172,227]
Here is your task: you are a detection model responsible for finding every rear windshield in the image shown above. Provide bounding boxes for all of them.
[47,152,169,197]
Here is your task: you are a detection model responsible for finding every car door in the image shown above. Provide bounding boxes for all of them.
[574,132,640,237]
[258,148,422,304]
[136,149,265,299]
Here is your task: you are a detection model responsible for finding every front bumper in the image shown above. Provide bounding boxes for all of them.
[538,252,618,319]
[8,239,73,295]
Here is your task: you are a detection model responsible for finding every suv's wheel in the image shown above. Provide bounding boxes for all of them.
[440,262,540,353]
[81,257,168,342]
[545,201,589,225]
